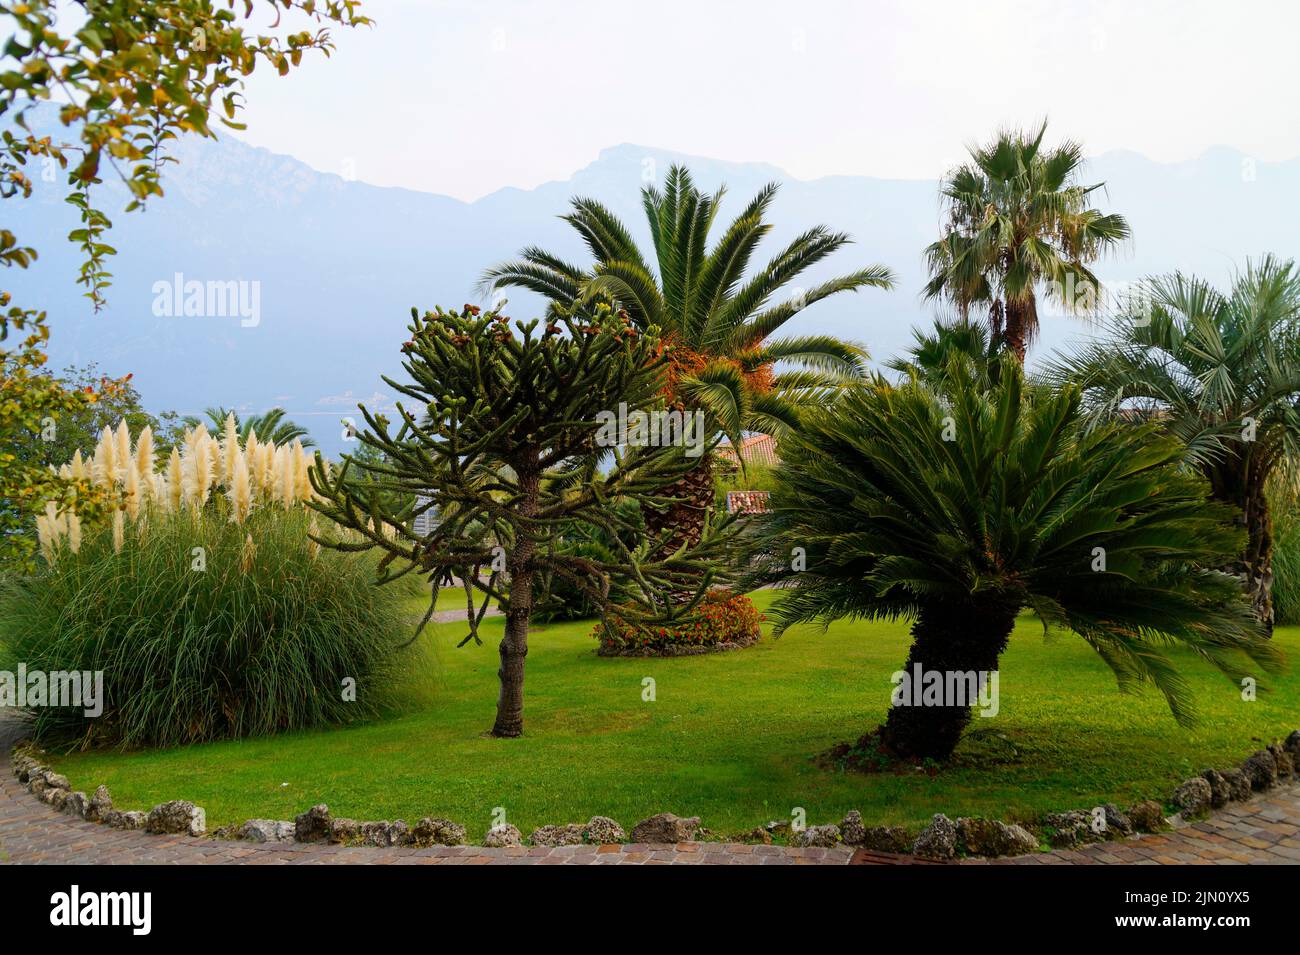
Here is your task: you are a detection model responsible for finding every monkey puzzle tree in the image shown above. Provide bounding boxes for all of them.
[309,303,736,738]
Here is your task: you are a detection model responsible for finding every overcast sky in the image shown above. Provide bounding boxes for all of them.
[223,0,1300,200]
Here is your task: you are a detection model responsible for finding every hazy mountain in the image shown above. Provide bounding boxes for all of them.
[8,109,1300,455]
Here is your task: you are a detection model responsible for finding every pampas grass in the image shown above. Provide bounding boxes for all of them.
[7,419,423,748]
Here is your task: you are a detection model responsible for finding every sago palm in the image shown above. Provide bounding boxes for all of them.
[1044,256,1300,632]
[924,121,1130,362]
[747,351,1277,760]
[481,164,894,556]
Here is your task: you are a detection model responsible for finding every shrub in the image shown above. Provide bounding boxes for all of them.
[0,420,418,747]
[592,590,761,655]
[1273,509,1300,625]
[1,504,417,748]
[1270,473,1300,625]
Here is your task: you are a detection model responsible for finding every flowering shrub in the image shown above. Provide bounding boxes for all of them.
[592,590,762,656]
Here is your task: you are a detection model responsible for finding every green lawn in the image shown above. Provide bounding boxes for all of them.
[39,591,1299,841]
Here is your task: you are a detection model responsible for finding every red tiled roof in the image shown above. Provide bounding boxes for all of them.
[716,433,779,467]
[726,490,772,514]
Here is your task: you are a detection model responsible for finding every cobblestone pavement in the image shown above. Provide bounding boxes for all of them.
[965,785,1300,865]
[2,717,1296,864]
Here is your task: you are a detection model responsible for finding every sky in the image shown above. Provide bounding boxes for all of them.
[222,0,1300,200]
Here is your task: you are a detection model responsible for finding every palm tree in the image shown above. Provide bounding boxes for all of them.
[1044,256,1300,632]
[182,407,315,447]
[746,350,1277,761]
[481,164,893,556]
[924,122,1130,362]
[886,319,998,386]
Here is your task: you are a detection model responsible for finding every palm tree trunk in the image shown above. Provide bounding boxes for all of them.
[646,451,715,560]
[1247,483,1275,634]
[1002,298,1028,363]
[1209,461,1274,635]
[877,600,1018,760]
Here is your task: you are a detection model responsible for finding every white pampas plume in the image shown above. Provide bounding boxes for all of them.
[245,432,261,491]
[111,508,125,553]
[114,420,131,483]
[276,445,295,508]
[240,532,256,572]
[92,426,115,488]
[36,520,55,564]
[123,463,141,521]
[36,511,57,565]
[44,501,67,538]
[257,442,276,498]
[292,440,311,501]
[183,436,215,508]
[166,446,183,512]
[200,435,218,504]
[228,448,252,524]
[221,412,240,486]
[70,449,88,482]
[67,509,81,554]
[134,424,155,496]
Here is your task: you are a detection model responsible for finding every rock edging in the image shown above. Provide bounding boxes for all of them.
[11,729,1298,857]
[12,746,203,837]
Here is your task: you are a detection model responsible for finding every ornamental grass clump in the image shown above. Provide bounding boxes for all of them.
[2,418,417,748]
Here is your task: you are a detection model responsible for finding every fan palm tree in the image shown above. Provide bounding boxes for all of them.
[481,164,894,556]
[1044,256,1300,632]
[182,407,315,447]
[746,350,1277,760]
[924,121,1130,362]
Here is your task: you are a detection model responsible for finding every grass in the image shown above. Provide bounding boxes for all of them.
[0,506,418,747]
[31,590,1299,841]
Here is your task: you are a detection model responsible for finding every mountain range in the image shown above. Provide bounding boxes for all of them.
[9,108,1300,455]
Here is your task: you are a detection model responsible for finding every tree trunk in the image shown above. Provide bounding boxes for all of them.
[645,450,715,559]
[1002,298,1028,364]
[1209,457,1274,635]
[491,469,539,737]
[1247,487,1275,633]
[877,599,1018,760]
